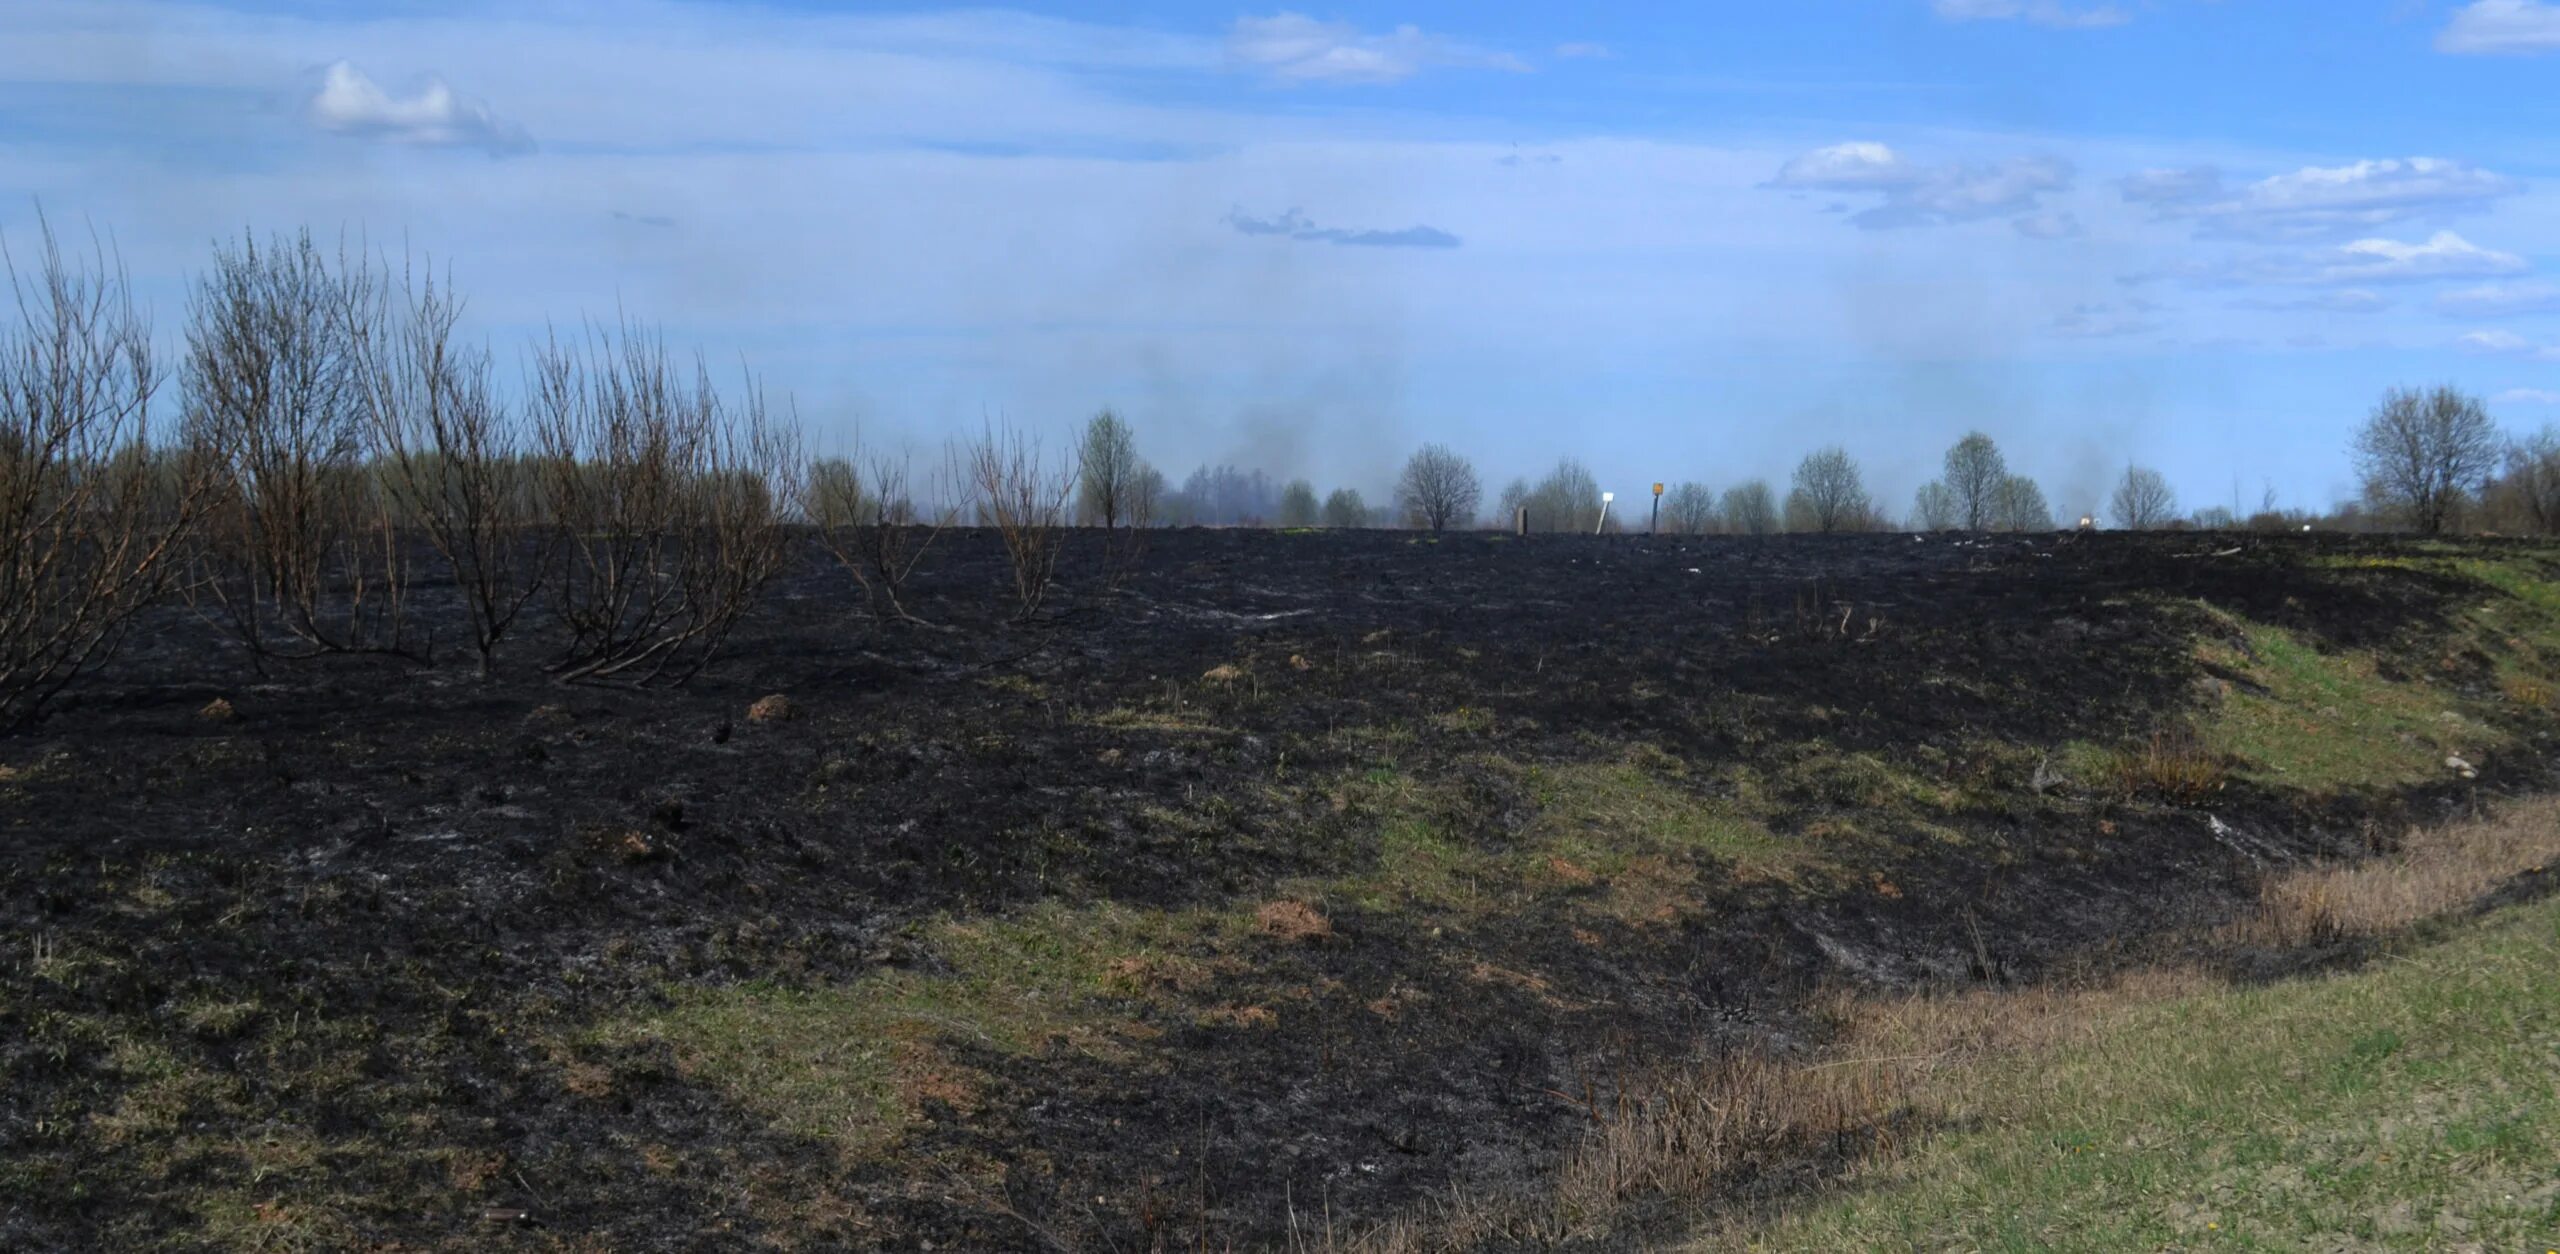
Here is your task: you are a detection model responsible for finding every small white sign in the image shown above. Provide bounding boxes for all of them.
[1602,492,1615,502]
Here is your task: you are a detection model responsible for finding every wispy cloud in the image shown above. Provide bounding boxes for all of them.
[1225,13,1527,84]
[1225,207,1460,248]
[2438,0,2560,54]
[1931,0,2131,29]
[306,60,531,155]
[2012,210,2082,239]
[2436,281,2560,317]
[2051,301,2160,337]
[2146,231,2530,287]
[2227,290,2391,313]
[2123,157,2518,242]
[1553,41,1613,59]
[2120,165,2224,207]
[1768,141,2071,231]
[2495,388,2560,406]
[2458,328,2560,360]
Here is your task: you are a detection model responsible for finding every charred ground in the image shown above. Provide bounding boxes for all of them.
[3,528,2556,1250]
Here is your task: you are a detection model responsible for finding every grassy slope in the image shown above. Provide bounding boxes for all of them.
[1744,893,2560,1251]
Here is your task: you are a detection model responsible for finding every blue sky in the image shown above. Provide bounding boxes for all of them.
[5,0,2559,518]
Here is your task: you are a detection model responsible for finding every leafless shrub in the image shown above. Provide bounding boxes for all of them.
[812,447,950,622]
[966,420,1077,622]
[529,321,803,683]
[1661,481,1716,534]
[1718,479,1778,536]
[181,230,417,660]
[2492,426,2560,535]
[1394,443,1480,532]
[0,217,205,728]
[344,257,546,676]
[2108,464,2177,530]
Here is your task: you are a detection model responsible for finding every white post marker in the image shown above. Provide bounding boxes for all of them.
[1596,491,1614,535]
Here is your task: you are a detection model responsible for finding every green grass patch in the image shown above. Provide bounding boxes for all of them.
[1524,760,1795,877]
[1749,894,2560,1251]
[2198,618,2486,792]
[601,901,1235,1158]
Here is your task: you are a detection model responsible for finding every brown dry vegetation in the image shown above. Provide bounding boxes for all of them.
[1331,796,2560,1251]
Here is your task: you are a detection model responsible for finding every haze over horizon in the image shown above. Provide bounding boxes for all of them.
[5,0,2558,520]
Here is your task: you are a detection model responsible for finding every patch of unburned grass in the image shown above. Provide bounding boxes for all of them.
[2196,617,2485,791]
[604,900,1246,1158]
[1524,759,1796,881]
[1744,890,2560,1251]
[2065,729,2229,804]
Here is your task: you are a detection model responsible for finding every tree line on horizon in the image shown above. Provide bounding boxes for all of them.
[4,220,2557,730]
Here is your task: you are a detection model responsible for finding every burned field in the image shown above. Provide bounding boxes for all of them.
[4,528,2557,1250]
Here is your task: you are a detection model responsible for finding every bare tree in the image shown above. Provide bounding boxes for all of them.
[1322,487,1367,528]
[1911,481,1956,531]
[1277,479,1320,528]
[182,230,414,660]
[1784,446,1873,534]
[1943,431,2008,530]
[2498,427,2560,535]
[0,218,204,728]
[813,446,950,622]
[344,256,545,676]
[1993,474,2053,532]
[2107,464,2176,531]
[1719,479,1778,536]
[1074,409,1140,530]
[1529,458,1602,532]
[529,321,803,683]
[1395,444,1480,531]
[1662,481,1716,534]
[1493,476,1531,530]
[1129,464,1165,528]
[2354,385,2499,535]
[966,419,1077,621]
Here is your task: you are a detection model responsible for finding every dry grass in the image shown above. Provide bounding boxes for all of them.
[1255,899,1333,943]
[1334,796,2560,1252]
[2092,729,2228,803]
[2228,795,2560,949]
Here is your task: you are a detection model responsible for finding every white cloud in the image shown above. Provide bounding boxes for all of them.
[2133,158,2518,242]
[2460,329,2560,361]
[1554,41,1612,59]
[2168,231,2532,287]
[2316,232,2530,284]
[2459,329,2533,353]
[2495,388,2560,405]
[1768,142,2072,229]
[2439,0,2560,54]
[1226,13,1528,84]
[306,60,531,155]
[1932,0,2131,28]
[2436,281,2560,318]
[1770,142,1915,189]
